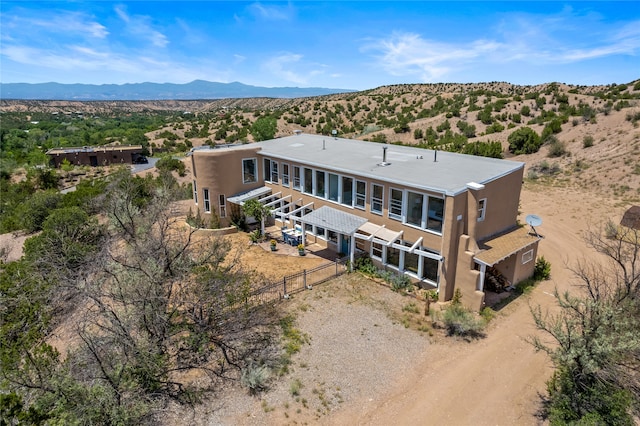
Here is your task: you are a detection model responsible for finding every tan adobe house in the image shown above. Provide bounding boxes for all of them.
[190,133,540,310]
[46,145,144,167]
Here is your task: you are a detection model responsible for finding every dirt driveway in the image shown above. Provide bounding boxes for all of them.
[167,182,626,426]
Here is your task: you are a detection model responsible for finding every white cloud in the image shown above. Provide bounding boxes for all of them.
[247,2,294,21]
[261,53,329,85]
[2,10,108,39]
[114,5,168,48]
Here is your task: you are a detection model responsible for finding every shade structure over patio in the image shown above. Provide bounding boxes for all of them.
[299,206,368,270]
[227,186,272,206]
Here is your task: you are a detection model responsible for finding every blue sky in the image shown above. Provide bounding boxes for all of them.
[1,1,638,90]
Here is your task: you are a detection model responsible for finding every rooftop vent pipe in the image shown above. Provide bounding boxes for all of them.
[378,146,391,167]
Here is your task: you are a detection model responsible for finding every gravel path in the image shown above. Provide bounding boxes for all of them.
[163,273,433,425]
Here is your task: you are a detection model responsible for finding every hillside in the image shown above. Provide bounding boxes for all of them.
[2,80,640,200]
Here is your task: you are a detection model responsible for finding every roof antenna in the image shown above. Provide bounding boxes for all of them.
[434,148,438,162]
[323,139,326,150]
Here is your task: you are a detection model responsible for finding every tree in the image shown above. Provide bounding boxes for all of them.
[530,223,640,424]
[250,116,277,141]
[508,126,542,154]
[242,198,272,236]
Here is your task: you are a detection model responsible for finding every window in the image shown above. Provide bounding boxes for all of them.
[203,188,210,213]
[422,255,439,282]
[328,173,339,202]
[316,226,326,239]
[407,191,424,227]
[478,198,487,222]
[282,164,290,187]
[522,249,534,264]
[389,188,403,220]
[341,176,353,206]
[387,246,400,268]
[293,166,301,190]
[355,180,366,209]
[371,184,383,214]
[219,194,226,218]
[303,168,313,194]
[263,158,270,181]
[270,160,279,183]
[315,170,326,198]
[371,241,383,259]
[193,180,198,204]
[405,249,420,275]
[328,230,338,244]
[242,158,257,184]
[427,197,444,233]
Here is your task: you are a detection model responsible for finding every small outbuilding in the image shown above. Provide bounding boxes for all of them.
[46,145,144,167]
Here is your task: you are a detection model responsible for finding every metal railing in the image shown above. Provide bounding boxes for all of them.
[249,257,347,305]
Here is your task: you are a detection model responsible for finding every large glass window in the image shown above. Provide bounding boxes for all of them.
[355,180,366,209]
[427,197,444,233]
[316,170,326,198]
[263,158,270,181]
[389,188,403,220]
[328,173,339,202]
[341,176,353,206]
[405,250,420,275]
[282,164,290,187]
[387,246,400,268]
[371,184,383,214]
[203,188,210,213]
[407,191,424,227]
[303,168,313,194]
[242,158,257,184]
[422,255,439,282]
[293,166,301,190]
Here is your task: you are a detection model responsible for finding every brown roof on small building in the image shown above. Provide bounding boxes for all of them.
[475,226,540,266]
[621,206,640,230]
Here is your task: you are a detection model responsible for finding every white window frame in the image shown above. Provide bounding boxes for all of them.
[389,187,404,221]
[315,169,326,198]
[203,188,211,213]
[328,173,339,202]
[522,249,534,264]
[193,180,198,204]
[478,198,487,222]
[242,158,258,184]
[355,180,366,210]
[303,167,313,194]
[219,194,226,218]
[371,184,384,215]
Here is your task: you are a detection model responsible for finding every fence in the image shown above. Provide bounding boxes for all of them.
[249,257,348,305]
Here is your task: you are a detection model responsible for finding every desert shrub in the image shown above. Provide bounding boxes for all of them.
[241,364,271,394]
[533,256,551,280]
[546,137,567,158]
[156,156,186,176]
[508,127,542,154]
[441,303,485,338]
[390,274,413,292]
[583,135,594,148]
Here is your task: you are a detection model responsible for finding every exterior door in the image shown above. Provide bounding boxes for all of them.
[340,234,349,256]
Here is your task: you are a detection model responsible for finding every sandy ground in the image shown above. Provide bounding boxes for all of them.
[1,178,630,426]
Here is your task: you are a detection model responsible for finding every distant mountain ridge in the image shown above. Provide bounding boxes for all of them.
[0,80,355,100]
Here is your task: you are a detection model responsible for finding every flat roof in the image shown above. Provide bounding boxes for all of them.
[475,226,540,266]
[46,145,142,155]
[259,134,523,196]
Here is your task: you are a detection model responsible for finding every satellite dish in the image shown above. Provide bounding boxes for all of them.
[526,214,543,227]
[526,214,543,237]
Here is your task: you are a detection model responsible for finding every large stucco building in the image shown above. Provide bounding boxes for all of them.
[190,133,539,310]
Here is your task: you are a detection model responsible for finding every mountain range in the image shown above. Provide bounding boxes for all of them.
[0,80,355,101]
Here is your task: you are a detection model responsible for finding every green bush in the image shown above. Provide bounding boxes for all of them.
[508,127,542,154]
[546,137,567,158]
[155,157,186,176]
[582,135,594,148]
[534,256,551,281]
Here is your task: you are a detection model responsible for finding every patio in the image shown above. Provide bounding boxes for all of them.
[262,224,342,261]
